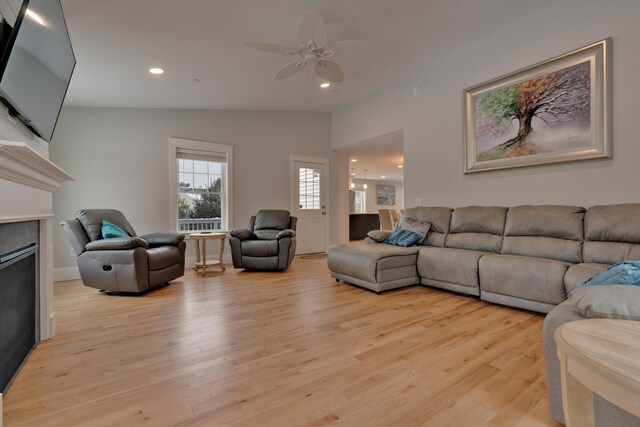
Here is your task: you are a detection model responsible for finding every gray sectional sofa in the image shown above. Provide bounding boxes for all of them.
[327,203,640,426]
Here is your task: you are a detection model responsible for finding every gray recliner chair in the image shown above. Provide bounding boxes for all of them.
[61,209,186,293]
[229,210,297,270]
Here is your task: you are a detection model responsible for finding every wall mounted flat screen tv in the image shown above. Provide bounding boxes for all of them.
[0,0,75,142]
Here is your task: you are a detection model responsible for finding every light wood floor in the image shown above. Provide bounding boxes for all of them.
[4,257,561,426]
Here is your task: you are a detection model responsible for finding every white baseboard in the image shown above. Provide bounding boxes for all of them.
[54,266,80,282]
[53,255,232,283]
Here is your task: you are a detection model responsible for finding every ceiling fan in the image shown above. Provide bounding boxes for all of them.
[246,10,376,83]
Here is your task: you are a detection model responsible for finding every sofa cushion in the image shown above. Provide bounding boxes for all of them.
[583,204,640,264]
[418,247,487,289]
[479,254,572,305]
[564,263,610,294]
[570,285,640,320]
[502,205,585,263]
[400,207,453,247]
[445,206,507,253]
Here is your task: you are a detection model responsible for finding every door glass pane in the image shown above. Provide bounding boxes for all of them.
[298,167,321,209]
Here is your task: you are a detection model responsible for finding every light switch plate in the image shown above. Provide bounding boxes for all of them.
[415,198,423,206]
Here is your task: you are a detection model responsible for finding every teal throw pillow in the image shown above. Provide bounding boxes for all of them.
[572,260,640,294]
[384,229,422,247]
[102,220,129,239]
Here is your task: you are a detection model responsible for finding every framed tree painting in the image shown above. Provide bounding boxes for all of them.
[376,184,396,205]
[464,38,611,173]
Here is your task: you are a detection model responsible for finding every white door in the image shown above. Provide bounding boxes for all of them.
[292,160,327,254]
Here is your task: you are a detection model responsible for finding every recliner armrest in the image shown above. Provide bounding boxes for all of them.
[85,237,149,251]
[230,228,257,240]
[276,229,296,239]
[140,232,185,247]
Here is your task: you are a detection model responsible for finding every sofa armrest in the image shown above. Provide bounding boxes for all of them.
[230,228,257,241]
[140,232,185,247]
[276,229,296,239]
[85,237,149,251]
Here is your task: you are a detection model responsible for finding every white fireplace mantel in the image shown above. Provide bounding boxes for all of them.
[0,140,73,345]
[0,141,73,191]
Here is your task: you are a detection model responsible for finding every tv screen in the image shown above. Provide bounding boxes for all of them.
[0,0,75,142]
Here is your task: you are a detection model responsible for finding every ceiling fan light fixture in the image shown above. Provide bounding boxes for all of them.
[320,82,330,88]
[246,10,376,83]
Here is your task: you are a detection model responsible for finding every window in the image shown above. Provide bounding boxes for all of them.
[354,190,366,213]
[298,167,321,209]
[169,138,233,232]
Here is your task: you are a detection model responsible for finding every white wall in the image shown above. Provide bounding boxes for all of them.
[51,107,331,271]
[352,179,404,213]
[332,0,640,213]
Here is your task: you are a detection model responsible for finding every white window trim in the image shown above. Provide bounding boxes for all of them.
[168,137,234,232]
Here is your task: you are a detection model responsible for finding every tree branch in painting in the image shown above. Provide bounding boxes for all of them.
[475,61,590,160]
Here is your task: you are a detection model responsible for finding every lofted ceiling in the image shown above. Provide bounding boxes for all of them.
[60,0,559,112]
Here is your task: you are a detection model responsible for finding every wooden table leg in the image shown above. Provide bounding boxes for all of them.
[194,238,201,272]
[219,237,226,271]
[202,238,207,275]
[558,348,596,427]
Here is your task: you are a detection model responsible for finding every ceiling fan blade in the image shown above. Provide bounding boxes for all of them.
[299,10,327,48]
[315,60,344,83]
[325,40,377,61]
[245,42,295,55]
[275,61,306,80]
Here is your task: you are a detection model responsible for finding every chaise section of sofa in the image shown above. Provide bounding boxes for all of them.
[479,205,586,313]
[328,242,421,293]
[328,207,452,293]
[418,206,507,296]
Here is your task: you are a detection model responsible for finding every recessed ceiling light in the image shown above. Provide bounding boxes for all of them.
[149,67,164,75]
[351,159,358,162]
[381,176,386,179]
[320,82,330,88]
[26,9,45,26]
[397,164,403,168]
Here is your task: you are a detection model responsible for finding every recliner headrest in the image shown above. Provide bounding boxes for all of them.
[76,209,137,241]
[254,210,291,231]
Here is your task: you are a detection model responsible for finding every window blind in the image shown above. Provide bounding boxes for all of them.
[176,148,227,164]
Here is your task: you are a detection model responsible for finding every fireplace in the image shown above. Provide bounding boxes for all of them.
[0,140,72,415]
[0,221,39,393]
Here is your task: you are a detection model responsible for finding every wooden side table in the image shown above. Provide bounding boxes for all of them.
[555,319,640,427]
[190,232,226,275]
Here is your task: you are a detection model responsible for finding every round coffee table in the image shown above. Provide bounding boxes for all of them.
[555,318,640,426]
[189,232,226,275]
